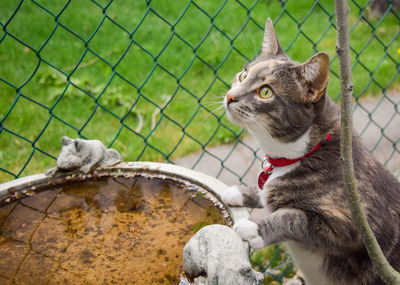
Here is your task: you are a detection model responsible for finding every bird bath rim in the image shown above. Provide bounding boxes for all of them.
[0,161,249,223]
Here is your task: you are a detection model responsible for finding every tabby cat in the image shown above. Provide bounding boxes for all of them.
[222,18,400,285]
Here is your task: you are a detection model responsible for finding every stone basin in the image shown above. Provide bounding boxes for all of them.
[0,162,249,284]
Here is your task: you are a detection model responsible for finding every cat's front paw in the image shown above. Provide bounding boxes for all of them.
[233,218,265,249]
[222,186,244,206]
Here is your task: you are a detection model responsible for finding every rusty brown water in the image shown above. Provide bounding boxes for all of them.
[0,177,225,284]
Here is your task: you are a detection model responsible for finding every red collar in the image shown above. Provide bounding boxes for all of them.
[258,134,332,190]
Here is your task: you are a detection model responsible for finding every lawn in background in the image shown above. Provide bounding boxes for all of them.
[1,0,399,182]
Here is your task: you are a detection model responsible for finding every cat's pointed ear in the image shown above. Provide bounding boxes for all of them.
[297,52,330,103]
[262,18,284,56]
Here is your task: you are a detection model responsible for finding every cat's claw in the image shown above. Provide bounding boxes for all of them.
[222,186,244,206]
[233,218,265,249]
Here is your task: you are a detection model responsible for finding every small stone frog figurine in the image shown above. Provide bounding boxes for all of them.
[47,136,122,175]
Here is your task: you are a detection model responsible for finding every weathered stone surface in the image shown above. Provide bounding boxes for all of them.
[182,224,264,285]
[47,136,122,175]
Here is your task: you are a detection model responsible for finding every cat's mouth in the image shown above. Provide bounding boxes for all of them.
[223,95,248,127]
[223,95,235,117]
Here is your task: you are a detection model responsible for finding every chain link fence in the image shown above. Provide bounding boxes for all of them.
[1,0,399,282]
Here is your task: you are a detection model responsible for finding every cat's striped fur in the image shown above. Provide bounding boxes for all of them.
[222,18,400,285]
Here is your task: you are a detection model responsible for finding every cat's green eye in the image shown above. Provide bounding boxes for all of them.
[239,71,248,82]
[259,86,272,99]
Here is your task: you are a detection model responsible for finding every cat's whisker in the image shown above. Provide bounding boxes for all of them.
[201,101,223,107]
[206,96,226,102]
[204,93,225,98]
[213,88,230,95]
[199,105,225,123]
[200,102,224,110]
[201,98,224,103]
[201,95,225,103]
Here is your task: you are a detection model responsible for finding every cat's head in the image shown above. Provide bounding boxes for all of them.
[224,18,331,154]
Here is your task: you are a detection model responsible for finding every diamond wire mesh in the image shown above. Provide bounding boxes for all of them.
[0,0,399,282]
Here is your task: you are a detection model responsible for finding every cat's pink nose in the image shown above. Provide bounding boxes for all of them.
[226,92,236,104]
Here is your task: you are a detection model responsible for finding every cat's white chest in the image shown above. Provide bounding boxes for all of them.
[285,241,340,285]
[259,162,300,210]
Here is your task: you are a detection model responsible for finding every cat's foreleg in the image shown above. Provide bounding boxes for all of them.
[222,185,263,208]
[234,208,361,252]
[234,208,307,249]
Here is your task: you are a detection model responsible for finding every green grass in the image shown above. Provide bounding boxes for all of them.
[251,245,296,284]
[1,0,399,182]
